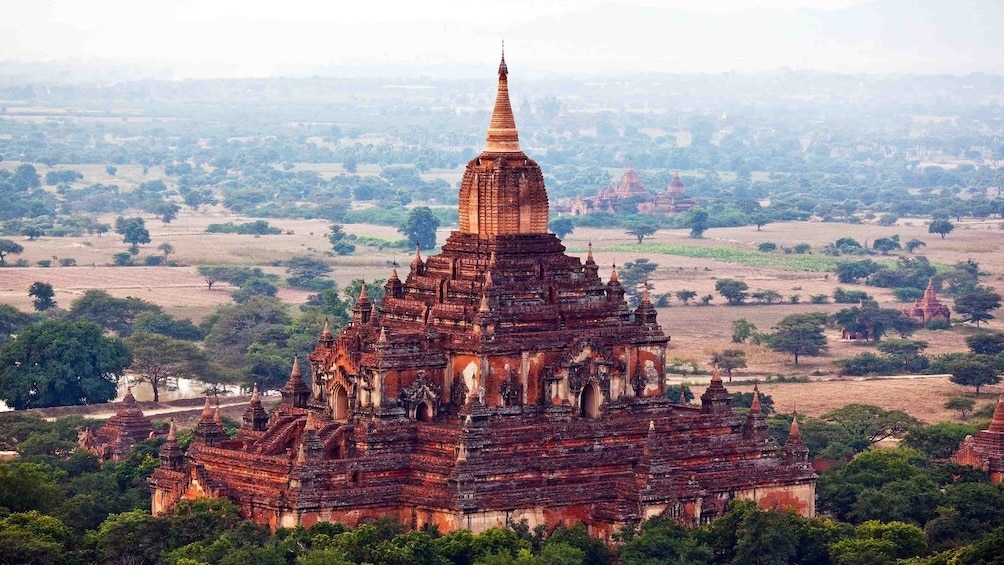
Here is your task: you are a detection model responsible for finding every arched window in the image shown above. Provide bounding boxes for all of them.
[416,401,434,422]
[580,382,601,419]
[332,385,349,421]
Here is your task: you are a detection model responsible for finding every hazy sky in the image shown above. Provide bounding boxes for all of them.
[3,0,1002,78]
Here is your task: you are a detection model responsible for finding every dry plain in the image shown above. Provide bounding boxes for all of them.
[2,208,1003,422]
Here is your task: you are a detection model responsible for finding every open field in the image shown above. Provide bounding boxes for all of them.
[2,209,1003,423]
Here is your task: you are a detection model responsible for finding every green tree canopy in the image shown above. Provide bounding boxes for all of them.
[549,216,575,239]
[124,332,211,402]
[946,353,1001,394]
[765,312,828,364]
[954,287,1002,327]
[27,281,56,311]
[66,289,162,336]
[0,320,131,409]
[715,278,750,305]
[625,217,658,244]
[399,206,440,250]
[928,218,955,238]
[0,239,24,265]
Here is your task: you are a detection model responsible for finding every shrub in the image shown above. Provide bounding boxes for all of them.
[926,319,951,330]
[113,252,134,266]
[810,294,829,304]
[794,243,811,254]
[893,287,924,302]
[36,259,52,267]
[143,255,165,266]
[837,353,897,376]
[833,287,871,303]
[757,242,777,253]
[58,258,76,267]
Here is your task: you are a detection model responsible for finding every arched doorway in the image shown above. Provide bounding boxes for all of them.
[580,382,600,419]
[332,385,349,421]
[416,401,433,422]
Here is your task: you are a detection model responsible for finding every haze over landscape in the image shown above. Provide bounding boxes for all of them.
[6,1,1004,563]
[3,0,1004,79]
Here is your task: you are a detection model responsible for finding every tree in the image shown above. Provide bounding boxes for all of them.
[954,287,1002,327]
[21,226,43,240]
[620,259,657,303]
[766,313,828,365]
[399,206,439,250]
[732,318,758,343]
[124,332,210,402]
[114,216,151,253]
[711,349,747,382]
[966,331,1004,355]
[0,304,35,347]
[872,237,901,255]
[685,208,710,238]
[0,239,24,265]
[946,354,1001,394]
[822,404,921,445]
[944,397,977,420]
[158,242,175,259]
[625,218,657,244]
[66,290,162,336]
[27,281,56,311]
[928,219,955,239]
[836,259,879,283]
[0,320,131,409]
[675,289,697,305]
[750,210,772,231]
[232,277,279,303]
[904,239,926,253]
[715,278,749,305]
[549,217,575,239]
[153,201,180,225]
[328,224,355,255]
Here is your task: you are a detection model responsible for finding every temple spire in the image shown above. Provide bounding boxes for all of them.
[990,396,1004,433]
[201,396,213,420]
[485,48,520,152]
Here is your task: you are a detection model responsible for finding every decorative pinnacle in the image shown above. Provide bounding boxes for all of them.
[321,318,332,338]
[214,401,222,424]
[251,383,260,404]
[378,326,388,344]
[358,284,368,302]
[411,245,423,268]
[750,384,762,413]
[586,242,594,263]
[167,419,177,442]
[479,292,490,314]
[788,412,802,442]
[485,47,520,152]
[641,286,651,304]
[290,355,302,380]
[990,395,1004,433]
[201,395,213,419]
[609,264,619,283]
[711,365,722,383]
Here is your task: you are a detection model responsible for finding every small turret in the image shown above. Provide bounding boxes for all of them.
[634,286,658,326]
[158,420,184,471]
[352,284,372,324]
[194,395,226,447]
[410,246,424,275]
[700,366,732,415]
[318,318,335,348]
[783,412,810,466]
[280,356,311,409]
[384,264,403,299]
[742,384,769,442]
[242,384,269,432]
[607,264,625,303]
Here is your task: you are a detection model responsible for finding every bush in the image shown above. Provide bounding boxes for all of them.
[36,260,52,267]
[810,294,829,304]
[833,287,871,303]
[893,287,924,302]
[113,252,134,266]
[143,255,164,266]
[837,353,898,376]
[757,242,777,253]
[58,258,76,267]
[926,319,951,330]
[794,243,811,254]
[205,220,281,235]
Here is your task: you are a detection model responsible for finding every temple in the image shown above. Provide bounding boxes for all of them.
[79,386,156,461]
[568,168,695,216]
[953,396,1004,483]
[901,279,951,325]
[149,54,815,536]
